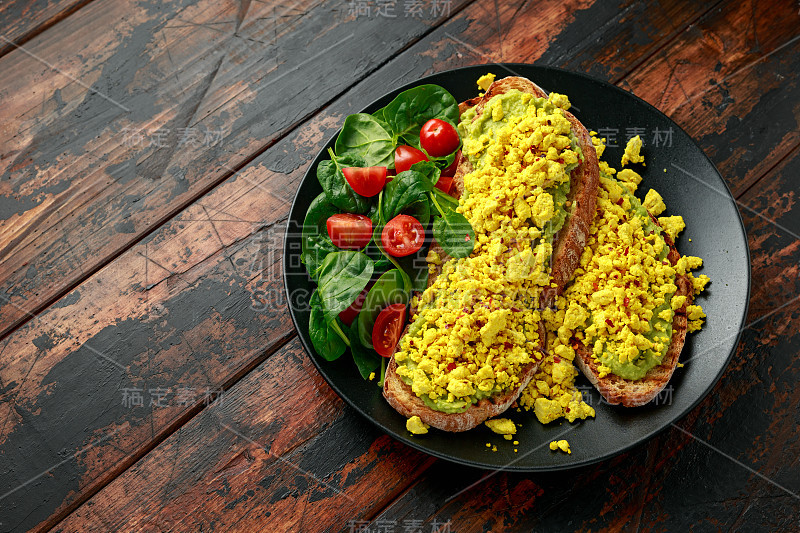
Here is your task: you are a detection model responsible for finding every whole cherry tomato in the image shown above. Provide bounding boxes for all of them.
[394,145,428,174]
[420,118,460,157]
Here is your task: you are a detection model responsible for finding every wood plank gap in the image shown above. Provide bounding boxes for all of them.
[613,0,726,85]
[40,329,298,533]
[0,0,96,58]
[0,0,481,348]
[362,457,441,525]
[734,142,800,200]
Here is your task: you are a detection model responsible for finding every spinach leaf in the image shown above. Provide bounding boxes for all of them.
[429,148,457,170]
[317,251,374,323]
[356,269,409,348]
[309,290,347,361]
[372,108,391,136]
[395,251,430,292]
[432,208,475,259]
[364,202,393,272]
[348,322,380,380]
[301,192,339,280]
[334,113,395,167]
[410,160,459,210]
[379,85,460,148]
[381,170,432,222]
[410,160,441,187]
[316,149,372,214]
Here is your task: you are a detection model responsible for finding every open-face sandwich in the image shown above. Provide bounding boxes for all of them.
[383,76,600,431]
[549,149,709,407]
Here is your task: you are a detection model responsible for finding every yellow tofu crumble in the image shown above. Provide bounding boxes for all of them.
[391,79,710,459]
[621,135,645,166]
[549,439,572,454]
[485,418,517,440]
[395,90,581,412]
[521,133,708,421]
[406,416,429,435]
[477,72,496,92]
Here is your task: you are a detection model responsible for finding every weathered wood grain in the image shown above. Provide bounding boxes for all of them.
[0,0,471,339]
[0,0,92,57]
[2,0,797,531]
[0,156,299,531]
[51,338,435,532]
[623,0,800,197]
[0,2,722,530]
[0,2,732,531]
[0,0,718,345]
[363,141,800,533]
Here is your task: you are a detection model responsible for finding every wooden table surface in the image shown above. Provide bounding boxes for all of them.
[0,0,798,531]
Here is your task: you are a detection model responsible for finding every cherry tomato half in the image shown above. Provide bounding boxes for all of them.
[381,214,425,257]
[420,119,460,157]
[339,286,368,327]
[394,145,428,174]
[372,303,407,357]
[342,166,387,197]
[434,175,454,196]
[326,213,373,250]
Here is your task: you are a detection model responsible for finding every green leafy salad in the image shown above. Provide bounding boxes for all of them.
[301,84,476,383]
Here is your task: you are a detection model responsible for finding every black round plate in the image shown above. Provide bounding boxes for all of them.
[283,64,750,471]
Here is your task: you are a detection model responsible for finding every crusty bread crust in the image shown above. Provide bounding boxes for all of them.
[382,76,600,431]
[572,221,692,407]
[541,112,600,307]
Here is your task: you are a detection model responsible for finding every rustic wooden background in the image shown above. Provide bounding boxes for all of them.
[0,0,798,531]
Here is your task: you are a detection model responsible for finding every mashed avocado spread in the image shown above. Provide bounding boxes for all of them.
[561,172,678,381]
[393,88,583,412]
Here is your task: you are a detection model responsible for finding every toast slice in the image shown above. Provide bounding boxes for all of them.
[572,218,692,407]
[383,322,545,432]
[382,76,600,431]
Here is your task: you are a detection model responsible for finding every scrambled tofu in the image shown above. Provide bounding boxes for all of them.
[406,416,429,435]
[522,134,708,421]
[485,418,517,440]
[548,136,706,382]
[621,135,645,166]
[395,90,581,412]
[477,72,496,92]
[549,439,572,454]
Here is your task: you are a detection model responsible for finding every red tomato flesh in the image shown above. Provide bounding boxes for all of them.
[381,214,424,257]
[435,175,454,196]
[420,118,460,157]
[342,166,387,197]
[326,213,373,250]
[394,145,428,174]
[338,286,368,327]
[372,303,407,357]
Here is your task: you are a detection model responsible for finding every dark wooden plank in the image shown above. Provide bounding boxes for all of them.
[3,0,795,531]
[0,0,471,340]
[0,2,716,530]
[50,338,435,532]
[364,142,800,532]
[622,0,800,196]
[0,158,298,531]
[0,0,92,57]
